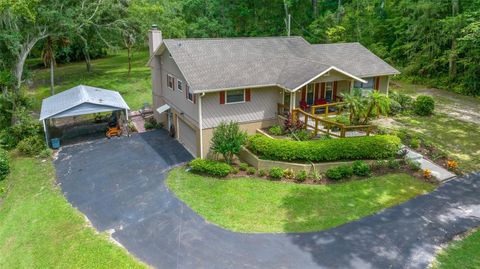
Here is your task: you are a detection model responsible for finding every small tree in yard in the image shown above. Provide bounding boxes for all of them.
[210,121,247,164]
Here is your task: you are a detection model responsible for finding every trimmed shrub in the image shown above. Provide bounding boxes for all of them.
[326,165,353,181]
[189,158,231,177]
[0,148,9,181]
[239,162,249,171]
[269,167,283,180]
[268,125,283,136]
[39,148,53,159]
[247,134,401,162]
[258,169,267,177]
[246,167,256,175]
[371,160,387,170]
[352,161,371,176]
[296,170,308,182]
[388,100,402,115]
[283,168,295,179]
[16,136,46,156]
[413,95,435,116]
[390,91,414,111]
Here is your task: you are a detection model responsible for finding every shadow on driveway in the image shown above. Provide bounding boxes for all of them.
[54,131,480,269]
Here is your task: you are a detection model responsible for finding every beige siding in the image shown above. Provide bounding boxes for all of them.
[153,49,199,127]
[202,119,279,158]
[312,70,352,83]
[378,75,389,94]
[202,86,282,129]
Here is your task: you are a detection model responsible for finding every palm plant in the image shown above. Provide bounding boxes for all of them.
[341,89,366,124]
[362,91,390,124]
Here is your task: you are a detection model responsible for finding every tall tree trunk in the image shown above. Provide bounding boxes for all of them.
[312,0,318,18]
[84,49,91,73]
[127,46,132,77]
[449,0,459,79]
[337,0,342,22]
[50,57,55,95]
[12,35,47,124]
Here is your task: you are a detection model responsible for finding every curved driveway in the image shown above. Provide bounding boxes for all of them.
[55,130,480,269]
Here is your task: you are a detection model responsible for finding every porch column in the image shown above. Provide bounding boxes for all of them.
[350,79,354,93]
[289,90,295,112]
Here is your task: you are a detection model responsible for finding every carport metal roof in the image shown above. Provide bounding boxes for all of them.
[39,85,130,121]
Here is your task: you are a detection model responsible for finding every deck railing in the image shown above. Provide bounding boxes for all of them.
[291,108,374,138]
[310,102,346,117]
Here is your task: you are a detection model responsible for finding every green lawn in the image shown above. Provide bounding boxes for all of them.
[394,113,480,172]
[166,168,435,233]
[433,229,480,269]
[390,80,480,172]
[0,156,146,268]
[28,50,152,110]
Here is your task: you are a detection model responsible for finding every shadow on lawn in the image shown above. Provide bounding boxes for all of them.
[281,173,480,268]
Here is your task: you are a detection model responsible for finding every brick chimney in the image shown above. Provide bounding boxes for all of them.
[148,24,162,56]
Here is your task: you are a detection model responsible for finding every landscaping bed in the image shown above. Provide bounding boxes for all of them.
[166,168,435,233]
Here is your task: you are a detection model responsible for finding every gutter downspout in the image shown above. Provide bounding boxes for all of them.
[198,92,205,158]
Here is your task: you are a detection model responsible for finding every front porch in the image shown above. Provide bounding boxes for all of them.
[276,79,376,138]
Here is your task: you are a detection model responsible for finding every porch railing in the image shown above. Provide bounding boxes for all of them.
[291,108,374,138]
[310,102,346,117]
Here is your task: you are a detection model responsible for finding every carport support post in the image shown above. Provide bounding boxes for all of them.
[42,119,49,147]
[125,109,129,121]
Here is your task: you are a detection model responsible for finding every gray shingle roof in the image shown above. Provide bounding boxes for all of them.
[40,85,130,121]
[163,37,399,93]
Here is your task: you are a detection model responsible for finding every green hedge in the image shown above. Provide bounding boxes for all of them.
[189,158,232,177]
[0,148,9,181]
[247,134,401,162]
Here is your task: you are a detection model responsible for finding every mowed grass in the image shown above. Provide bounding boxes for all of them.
[433,229,480,269]
[166,168,435,233]
[28,50,152,110]
[0,156,146,268]
[394,113,480,172]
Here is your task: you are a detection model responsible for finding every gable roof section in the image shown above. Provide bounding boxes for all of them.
[40,85,130,121]
[161,37,399,93]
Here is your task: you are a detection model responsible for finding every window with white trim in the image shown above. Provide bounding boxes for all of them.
[167,74,174,90]
[325,82,333,101]
[186,84,194,102]
[177,79,183,92]
[354,77,374,89]
[226,89,245,104]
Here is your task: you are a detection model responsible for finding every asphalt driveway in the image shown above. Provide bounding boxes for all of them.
[55,130,480,269]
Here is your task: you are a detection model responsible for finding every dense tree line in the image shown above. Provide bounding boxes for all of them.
[1,0,479,101]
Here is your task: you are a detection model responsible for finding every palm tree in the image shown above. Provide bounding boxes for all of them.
[362,91,390,124]
[341,92,361,124]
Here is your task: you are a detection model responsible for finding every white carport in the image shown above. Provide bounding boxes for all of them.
[39,85,130,145]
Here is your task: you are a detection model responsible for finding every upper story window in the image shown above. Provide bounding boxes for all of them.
[226,89,245,104]
[167,74,174,90]
[354,77,374,89]
[186,84,194,102]
[177,79,183,92]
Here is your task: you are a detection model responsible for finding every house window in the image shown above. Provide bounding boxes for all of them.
[325,82,333,101]
[177,79,183,92]
[306,84,315,105]
[167,74,174,90]
[354,77,375,89]
[186,84,194,102]
[226,89,245,104]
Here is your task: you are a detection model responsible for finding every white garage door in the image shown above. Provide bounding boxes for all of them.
[178,118,197,157]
